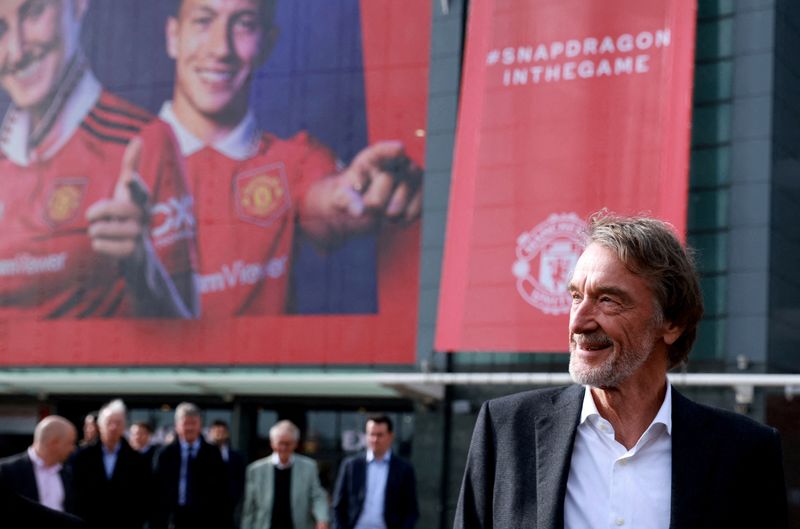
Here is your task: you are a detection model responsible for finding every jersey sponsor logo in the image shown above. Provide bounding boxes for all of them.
[150,194,195,247]
[512,212,585,315]
[233,163,291,227]
[0,252,68,277]
[198,256,288,294]
[44,178,87,226]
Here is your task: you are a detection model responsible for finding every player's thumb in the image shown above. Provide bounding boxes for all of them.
[114,137,143,202]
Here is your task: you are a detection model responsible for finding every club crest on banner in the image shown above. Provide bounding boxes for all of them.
[512,212,585,315]
[44,178,87,227]
[233,164,291,227]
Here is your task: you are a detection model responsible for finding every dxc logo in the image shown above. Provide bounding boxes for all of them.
[151,195,195,239]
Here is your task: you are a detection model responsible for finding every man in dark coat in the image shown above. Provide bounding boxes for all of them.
[72,399,150,529]
[333,415,418,529]
[1,482,86,529]
[454,212,789,529]
[151,402,232,529]
[0,415,77,513]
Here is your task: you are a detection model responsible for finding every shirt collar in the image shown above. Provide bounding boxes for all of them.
[366,449,392,463]
[101,442,121,456]
[180,438,201,452]
[158,101,260,160]
[270,452,294,469]
[580,382,673,435]
[0,63,101,166]
[27,446,61,472]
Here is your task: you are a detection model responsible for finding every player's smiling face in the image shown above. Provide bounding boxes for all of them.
[0,0,84,113]
[168,0,274,124]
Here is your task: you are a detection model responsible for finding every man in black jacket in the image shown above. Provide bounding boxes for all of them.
[1,482,86,529]
[151,402,231,529]
[333,415,418,529]
[72,399,150,529]
[0,415,77,513]
[454,212,789,529]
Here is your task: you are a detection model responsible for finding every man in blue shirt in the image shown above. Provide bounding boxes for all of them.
[333,415,418,529]
[72,399,149,529]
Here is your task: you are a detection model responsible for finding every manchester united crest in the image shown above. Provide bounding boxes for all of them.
[512,212,586,315]
[44,179,87,226]
[234,164,291,227]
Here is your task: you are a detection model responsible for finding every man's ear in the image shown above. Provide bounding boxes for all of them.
[166,17,179,60]
[661,320,684,346]
[257,26,280,66]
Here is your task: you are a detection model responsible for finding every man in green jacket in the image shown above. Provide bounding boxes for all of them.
[242,420,329,529]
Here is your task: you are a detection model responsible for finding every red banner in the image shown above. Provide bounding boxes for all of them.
[436,0,697,352]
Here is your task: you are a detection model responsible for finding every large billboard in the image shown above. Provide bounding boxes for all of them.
[0,0,428,365]
[436,0,696,352]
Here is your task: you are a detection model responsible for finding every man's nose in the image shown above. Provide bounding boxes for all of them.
[207,18,233,58]
[569,298,598,335]
[2,22,26,68]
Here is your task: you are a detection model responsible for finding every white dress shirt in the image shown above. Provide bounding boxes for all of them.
[27,446,65,512]
[270,452,295,469]
[565,385,672,529]
[354,449,391,529]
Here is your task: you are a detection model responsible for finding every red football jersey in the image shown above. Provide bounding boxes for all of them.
[185,131,336,316]
[0,92,195,318]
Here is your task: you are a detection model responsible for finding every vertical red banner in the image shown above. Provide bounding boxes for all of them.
[436,0,697,353]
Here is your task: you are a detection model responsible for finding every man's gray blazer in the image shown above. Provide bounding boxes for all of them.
[241,453,329,529]
[454,384,788,529]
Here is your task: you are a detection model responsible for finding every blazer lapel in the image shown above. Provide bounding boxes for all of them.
[536,385,583,529]
[264,460,275,511]
[354,456,367,505]
[669,388,717,529]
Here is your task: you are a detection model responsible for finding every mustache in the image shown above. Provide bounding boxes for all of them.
[571,332,613,349]
[0,40,60,78]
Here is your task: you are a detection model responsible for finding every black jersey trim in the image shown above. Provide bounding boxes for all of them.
[80,122,131,145]
[94,101,151,124]
[87,109,143,134]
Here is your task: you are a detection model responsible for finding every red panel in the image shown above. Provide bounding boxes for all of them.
[436,0,697,352]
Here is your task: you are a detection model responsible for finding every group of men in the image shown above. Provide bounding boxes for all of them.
[0,404,420,529]
[0,0,422,318]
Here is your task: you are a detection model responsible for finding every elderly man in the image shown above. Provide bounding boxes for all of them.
[454,212,788,529]
[151,402,230,529]
[0,415,77,512]
[242,420,329,529]
[72,399,149,529]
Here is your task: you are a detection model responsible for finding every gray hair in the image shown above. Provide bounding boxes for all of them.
[585,211,704,368]
[98,399,127,427]
[269,420,300,443]
[175,402,202,422]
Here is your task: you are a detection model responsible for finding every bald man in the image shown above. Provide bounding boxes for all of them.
[0,415,77,513]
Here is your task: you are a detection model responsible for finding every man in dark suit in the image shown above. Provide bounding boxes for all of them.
[208,419,246,529]
[72,399,150,529]
[333,415,418,529]
[151,402,231,529]
[129,421,159,467]
[0,415,77,513]
[1,481,86,529]
[454,212,789,529]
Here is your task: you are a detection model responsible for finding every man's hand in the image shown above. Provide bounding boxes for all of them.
[86,138,148,261]
[315,522,329,529]
[334,140,422,226]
